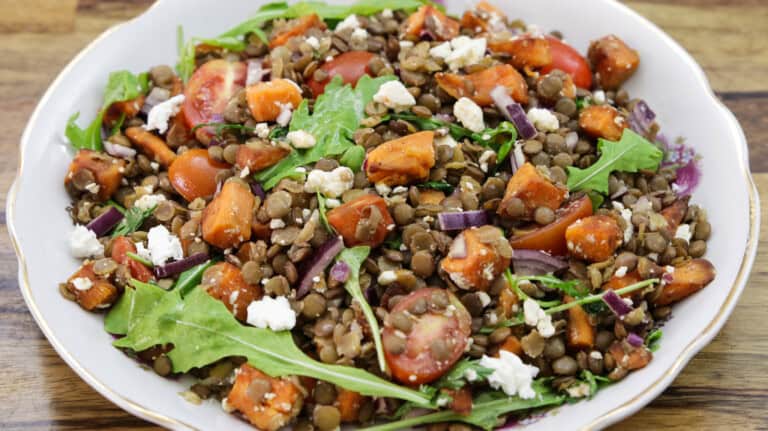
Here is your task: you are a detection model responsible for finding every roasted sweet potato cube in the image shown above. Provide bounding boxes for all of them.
[578,105,627,141]
[404,5,460,41]
[225,364,303,431]
[327,194,394,248]
[498,286,519,318]
[488,35,552,70]
[602,270,643,299]
[660,199,688,232]
[566,296,595,350]
[66,262,119,311]
[565,215,623,262]
[497,163,567,220]
[236,140,290,172]
[64,149,124,201]
[365,131,435,186]
[436,64,528,106]
[654,259,716,306]
[103,95,145,127]
[496,335,523,356]
[270,13,326,48]
[201,180,255,249]
[460,1,506,32]
[202,262,262,321]
[609,341,652,371]
[588,35,640,90]
[125,126,177,167]
[111,236,154,282]
[335,389,365,423]
[246,79,303,123]
[441,225,513,291]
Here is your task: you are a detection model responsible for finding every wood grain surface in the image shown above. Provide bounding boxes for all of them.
[0,1,766,430]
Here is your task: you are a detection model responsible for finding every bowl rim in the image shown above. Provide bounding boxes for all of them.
[5,0,761,429]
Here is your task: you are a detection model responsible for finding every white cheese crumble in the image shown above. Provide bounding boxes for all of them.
[477,291,491,307]
[429,41,453,60]
[253,123,270,139]
[381,8,393,18]
[478,149,496,172]
[145,225,184,266]
[70,225,104,258]
[71,277,93,291]
[399,41,414,49]
[592,90,606,104]
[373,80,416,112]
[453,97,485,133]
[435,134,458,148]
[303,167,355,198]
[464,368,478,382]
[375,182,392,196]
[526,108,559,132]
[351,28,369,43]
[276,102,293,127]
[286,130,316,149]
[435,36,487,71]
[612,201,634,243]
[378,270,397,285]
[305,36,320,50]
[246,296,296,331]
[84,183,100,194]
[523,298,555,337]
[614,266,628,278]
[133,193,166,210]
[479,350,540,399]
[675,224,692,242]
[269,219,286,229]
[335,14,360,32]
[144,94,185,134]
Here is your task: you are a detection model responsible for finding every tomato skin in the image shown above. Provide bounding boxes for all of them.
[541,36,593,89]
[111,236,154,282]
[182,60,247,142]
[382,288,472,385]
[168,148,231,202]
[308,51,375,96]
[509,195,593,256]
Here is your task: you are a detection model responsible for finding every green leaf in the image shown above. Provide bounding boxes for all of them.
[646,328,663,352]
[418,181,454,193]
[316,192,335,234]
[383,236,403,250]
[586,190,605,211]
[576,369,611,400]
[66,111,105,151]
[103,70,144,108]
[113,281,432,406]
[254,75,395,189]
[339,145,366,172]
[107,199,126,215]
[104,280,166,335]
[389,112,474,141]
[432,358,493,390]
[190,122,257,137]
[111,205,156,238]
[126,252,153,268]
[109,113,126,137]
[174,260,216,297]
[337,247,387,372]
[567,129,664,194]
[513,274,588,299]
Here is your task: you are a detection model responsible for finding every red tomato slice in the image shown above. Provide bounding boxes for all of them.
[182,59,247,142]
[541,36,593,89]
[168,148,231,202]
[383,288,472,385]
[308,51,375,96]
[509,195,593,255]
[111,236,153,282]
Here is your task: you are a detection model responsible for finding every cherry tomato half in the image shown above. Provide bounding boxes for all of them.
[541,36,593,89]
[383,288,472,385]
[111,236,154,282]
[168,148,231,202]
[182,59,247,142]
[308,51,375,96]
[509,195,593,256]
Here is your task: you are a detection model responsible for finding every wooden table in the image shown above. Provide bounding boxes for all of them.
[0,1,766,429]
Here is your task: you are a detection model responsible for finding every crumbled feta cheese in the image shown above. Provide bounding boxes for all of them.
[84,183,100,194]
[464,368,478,382]
[478,150,496,172]
[253,123,270,138]
[592,90,606,104]
[69,225,104,258]
[477,291,491,307]
[399,41,414,49]
[612,201,634,243]
[675,224,692,242]
[145,225,184,266]
[246,296,296,331]
[526,108,559,132]
[381,8,393,18]
[286,130,316,149]
[435,134,458,148]
[375,182,392,196]
[373,80,416,112]
[71,277,93,291]
[454,97,485,133]
[378,270,397,285]
[351,28,369,43]
[523,299,555,337]
[135,241,151,261]
[479,350,540,399]
[335,14,360,32]
[392,186,408,195]
[305,36,320,49]
[133,193,166,210]
[269,219,286,229]
[144,94,185,134]
[443,36,487,71]
[325,198,341,208]
[429,41,453,60]
[276,102,293,126]
[304,167,355,198]
[566,382,592,398]
[615,266,628,278]
[150,161,159,172]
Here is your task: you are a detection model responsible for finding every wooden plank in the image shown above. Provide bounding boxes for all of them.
[0,0,77,33]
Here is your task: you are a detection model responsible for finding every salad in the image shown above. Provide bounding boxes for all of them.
[60,1,716,430]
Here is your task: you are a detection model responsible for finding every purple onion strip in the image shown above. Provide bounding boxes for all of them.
[330,261,350,283]
[296,236,344,298]
[627,332,645,347]
[437,210,490,231]
[251,182,266,200]
[154,252,210,279]
[511,249,568,276]
[602,289,633,317]
[490,86,537,139]
[86,206,124,237]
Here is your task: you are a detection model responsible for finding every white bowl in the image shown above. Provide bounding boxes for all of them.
[7,0,760,429]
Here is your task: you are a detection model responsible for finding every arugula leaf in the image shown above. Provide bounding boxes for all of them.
[269,126,289,140]
[586,189,605,211]
[577,370,611,400]
[512,274,588,299]
[389,112,474,140]
[383,236,403,250]
[174,260,216,296]
[126,252,153,268]
[104,280,165,335]
[646,328,663,352]
[111,205,156,238]
[66,112,105,152]
[360,381,565,431]
[418,180,454,193]
[254,75,395,189]
[339,145,366,172]
[316,193,335,234]
[567,129,664,194]
[112,280,432,406]
[432,358,493,390]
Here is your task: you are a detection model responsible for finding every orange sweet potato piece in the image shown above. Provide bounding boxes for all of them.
[660,199,688,232]
[497,335,523,356]
[365,131,435,186]
[270,14,326,49]
[103,95,145,127]
[565,215,623,262]
[440,225,513,291]
[327,194,394,248]
[111,236,154,283]
[436,64,528,106]
[202,262,262,321]
[565,296,595,350]
[404,5,460,41]
[125,126,177,167]
[509,195,593,256]
[497,163,567,220]
[201,180,255,249]
[603,270,643,299]
[65,149,124,201]
[499,286,519,318]
[226,364,303,431]
[579,105,627,141]
[588,35,640,90]
[460,1,506,32]
[65,262,119,311]
[442,387,473,415]
[654,259,716,306]
[488,35,552,70]
[236,140,290,172]
[336,389,364,423]
[609,341,652,371]
[246,79,303,122]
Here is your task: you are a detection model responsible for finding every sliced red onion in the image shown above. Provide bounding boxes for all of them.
[141,87,171,114]
[491,86,537,139]
[628,100,656,136]
[246,59,271,86]
[447,233,467,259]
[511,142,525,173]
[627,332,644,347]
[602,289,633,317]
[154,252,209,279]
[250,182,266,200]
[297,236,344,298]
[103,140,137,158]
[511,249,568,276]
[86,206,124,237]
[437,210,490,231]
[330,261,350,283]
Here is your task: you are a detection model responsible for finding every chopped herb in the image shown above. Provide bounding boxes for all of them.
[383,236,403,250]
[339,145,366,172]
[111,205,157,238]
[175,260,217,297]
[316,192,335,234]
[646,328,663,352]
[269,125,289,140]
[586,190,605,211]
[190,122,257,136]
[418,180,454,193]
[107,200,127,215]
[126,252,153,268]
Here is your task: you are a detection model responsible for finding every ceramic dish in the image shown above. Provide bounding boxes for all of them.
[7,0,760,429]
